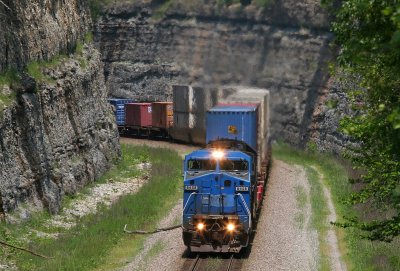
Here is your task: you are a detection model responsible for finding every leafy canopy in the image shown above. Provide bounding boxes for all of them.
[331,0,400,241]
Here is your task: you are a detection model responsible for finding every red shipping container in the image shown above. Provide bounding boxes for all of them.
[125,103,152,127]
[152,102,173,129]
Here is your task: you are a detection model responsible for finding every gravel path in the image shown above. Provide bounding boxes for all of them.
[243,159,319,271]
[120,200,186,271]
[313,167,347,271]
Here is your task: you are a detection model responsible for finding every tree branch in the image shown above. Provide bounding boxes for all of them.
[0,0,10,11]
[0,240,53,259]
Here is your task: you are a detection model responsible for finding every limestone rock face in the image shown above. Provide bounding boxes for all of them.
[94,0,349,152]
[0,1,120,219]
[0,45,120,218]
[0,0,91,72]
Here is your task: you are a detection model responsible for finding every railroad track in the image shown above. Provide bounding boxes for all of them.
[183,253,241,271]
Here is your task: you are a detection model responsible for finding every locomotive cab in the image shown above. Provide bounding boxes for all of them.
[182,141,257,253]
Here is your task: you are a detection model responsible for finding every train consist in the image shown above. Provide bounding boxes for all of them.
[109,85,270,253]
[181,89,270,253]
[108,99,173,137]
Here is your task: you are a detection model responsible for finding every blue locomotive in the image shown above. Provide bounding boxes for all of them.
[182,105,269,253]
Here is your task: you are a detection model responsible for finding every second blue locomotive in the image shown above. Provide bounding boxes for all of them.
[182,104,269,253]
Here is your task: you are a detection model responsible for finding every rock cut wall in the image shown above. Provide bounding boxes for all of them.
[0,0,91,72]
[95,0,348,151]
[0,1,120,219]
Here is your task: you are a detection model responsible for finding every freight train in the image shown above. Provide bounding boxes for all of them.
[109,85,270,253]
[182,103,270,253]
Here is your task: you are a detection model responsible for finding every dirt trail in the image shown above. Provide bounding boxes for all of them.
[243,160,346,271]
[312,166,347,271]
[243,160,319,271]
[120,201,185,271]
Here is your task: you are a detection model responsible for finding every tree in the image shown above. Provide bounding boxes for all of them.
[331,0,400,241]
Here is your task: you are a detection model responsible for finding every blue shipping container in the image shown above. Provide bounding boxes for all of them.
[108,98,134,126]
[206,105,258,151]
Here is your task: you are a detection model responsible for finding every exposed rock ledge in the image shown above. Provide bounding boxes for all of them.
[0,45,120,221]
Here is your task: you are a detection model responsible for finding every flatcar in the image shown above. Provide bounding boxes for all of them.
[182,104,270,253]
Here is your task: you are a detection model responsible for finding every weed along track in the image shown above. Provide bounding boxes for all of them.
[183,253,242,271]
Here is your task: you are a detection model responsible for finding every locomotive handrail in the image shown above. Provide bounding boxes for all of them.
[183,192,197,214]
[237,193,252,229]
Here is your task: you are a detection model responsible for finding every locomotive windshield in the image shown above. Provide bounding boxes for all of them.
[220,159,248,171]
[187,159,216,171]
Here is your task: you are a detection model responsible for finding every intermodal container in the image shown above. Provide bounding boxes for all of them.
[108,98,134,126]
[125,103,152,127]
[206,105,258,152]
[152,102,173,129]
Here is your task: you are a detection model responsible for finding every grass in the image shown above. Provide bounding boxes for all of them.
[0,68,19,87]
[0,68,19,116]
[254,0,275,8]
[88,0,113,21]
[306,166,330,271]
[294,185,308,229]
[273,142,400,271]
[152,0,174,20]
[0,144,183,271]
[26,55,68,85]
[146,240,166,260]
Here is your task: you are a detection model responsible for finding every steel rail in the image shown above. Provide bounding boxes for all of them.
[189,254,201,271]
[225,254,234,271]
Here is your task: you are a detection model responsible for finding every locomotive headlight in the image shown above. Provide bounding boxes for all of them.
[197,222,205,231]
[212,150,224,160]
[227,223,235,232]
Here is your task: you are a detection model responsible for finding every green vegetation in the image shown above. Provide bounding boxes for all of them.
[273,143,400,271]
[0,144,182,271]
[84,32,94,44]
[0,68,19,88]
[26,55,67,85]
[254,0,274,8]
[325,99,339,109]
[145,240,166,261]
[152,0,174,20]
[88,0,113,21]
[0,68,18,113]
[294,185,307,229]
[328,0,400,240]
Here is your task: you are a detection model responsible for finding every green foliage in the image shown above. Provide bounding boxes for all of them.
[88,0,113,21]
[0,68,19,87]
[254,0,274,8]
[75,40,84,55]
[26,61,44,82]
[25,56,67,86]
[151,0,174,20]
[326,98,339,109]
[84,32,93,43]
[0,69,19,114]
[1,144,182,270]
[331,0,400,241]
